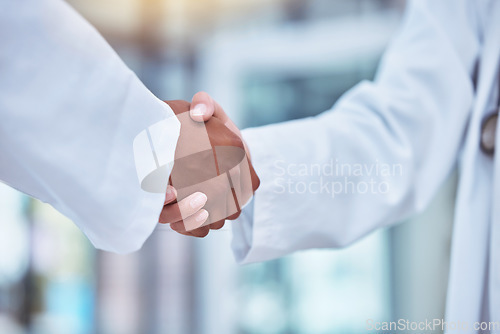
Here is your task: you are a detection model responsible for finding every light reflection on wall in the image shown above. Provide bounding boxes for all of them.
[0,185,29,289]
[0,184,95,334]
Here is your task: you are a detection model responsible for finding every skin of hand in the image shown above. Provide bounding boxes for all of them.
[160,92,256,238]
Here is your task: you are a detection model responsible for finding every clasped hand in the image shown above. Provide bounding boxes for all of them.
[158,93,259,237]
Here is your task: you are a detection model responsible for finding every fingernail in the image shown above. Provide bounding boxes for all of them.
[190,193,207,209]
[190,104,207,122]
[191,104,207,116]
[185,210,209,231]
[196,210,209,223]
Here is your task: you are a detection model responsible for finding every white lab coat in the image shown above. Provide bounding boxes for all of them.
[0,0,180,253]
[233,0,500,330]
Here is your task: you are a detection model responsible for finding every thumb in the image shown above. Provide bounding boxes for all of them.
[190,91,229,124]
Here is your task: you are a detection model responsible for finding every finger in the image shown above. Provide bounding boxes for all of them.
[159,192,207,224]
[190,226,211,238]
[227,210,242,220]
[172,225,210,238]
[171,227,203,238]
[170,227,195,237]
[190,92,231,124]
[209,220,225,230]
[164,185,177,204]
[190,91,215,122]
[170,209,209,232]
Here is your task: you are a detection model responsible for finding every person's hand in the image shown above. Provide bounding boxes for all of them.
[159,97,259,237]
[161,185,221,238]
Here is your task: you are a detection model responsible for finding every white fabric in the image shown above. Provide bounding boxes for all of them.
[0,0,180,253]
[233,0,500,331]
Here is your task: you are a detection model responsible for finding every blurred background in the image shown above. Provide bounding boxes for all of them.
[0,0,458,333]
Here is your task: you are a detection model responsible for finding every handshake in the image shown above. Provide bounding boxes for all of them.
[158,93,260,237]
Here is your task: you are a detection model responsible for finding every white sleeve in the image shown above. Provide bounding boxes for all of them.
[0,0,180,253]
[232,0,481,263]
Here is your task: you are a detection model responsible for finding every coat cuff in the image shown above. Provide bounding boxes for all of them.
[231,126,290,264]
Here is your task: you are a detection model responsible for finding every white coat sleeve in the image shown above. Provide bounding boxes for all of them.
[0,0,180,253]
[232,0,482,263]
